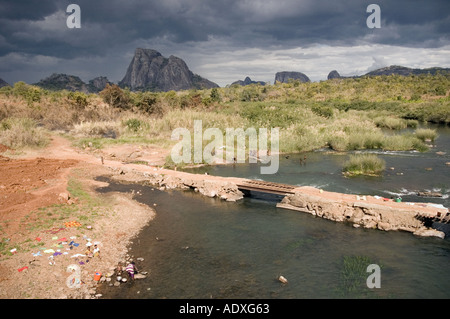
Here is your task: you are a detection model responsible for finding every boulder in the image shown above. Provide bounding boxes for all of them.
[417,191,443,198]
[377,222,392,231]
[278,275,288,284]
[413,228,445,239]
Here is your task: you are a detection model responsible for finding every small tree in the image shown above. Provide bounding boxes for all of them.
[210,87,221,102]
[99,84,130,110]
[67,91,88,109]
[133,91,162,115]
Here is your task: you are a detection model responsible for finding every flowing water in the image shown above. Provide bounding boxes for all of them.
[97,124,450,299]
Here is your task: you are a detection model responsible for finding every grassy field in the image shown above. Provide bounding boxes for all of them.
[0,74,448,165]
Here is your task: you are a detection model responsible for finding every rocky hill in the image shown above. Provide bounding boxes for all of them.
[34,74,112,93]
[87,76,113,93]
[0,78,10,88]
[327,70,342,80]
[231,76,266,86]
[275,71,310,84]
[364,65,450,77]
[328,65,450,80]
[119,48,218,91]
[34,73,90,93]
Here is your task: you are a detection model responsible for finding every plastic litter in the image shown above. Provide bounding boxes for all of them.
[94,272,102,281]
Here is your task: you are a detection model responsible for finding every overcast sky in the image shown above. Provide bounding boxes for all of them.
[0,0,449,86]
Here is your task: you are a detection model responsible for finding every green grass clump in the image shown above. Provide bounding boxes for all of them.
[374,116,407,130]
[415,128,438,143]
[343,154,386,176]
[335,255,383,298]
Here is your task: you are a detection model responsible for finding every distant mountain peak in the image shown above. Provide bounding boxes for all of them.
[34,73,112,93]
[231,76,266,86]
[34,73,89,93]
[0,77,10,88]
[88,76,112,93]
[325,65,450,81]
[275,71,310,83]
[364,65,450,77]
[327,70,342,80]
[119,48,218,91]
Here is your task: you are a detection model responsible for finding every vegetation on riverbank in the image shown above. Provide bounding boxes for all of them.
[0,74,448,161]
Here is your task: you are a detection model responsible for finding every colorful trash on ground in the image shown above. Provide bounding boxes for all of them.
[64,221,82,228]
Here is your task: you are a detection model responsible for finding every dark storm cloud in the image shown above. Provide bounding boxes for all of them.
[1,0,448,57]
[0,0,448,84]
[0,0,61,20]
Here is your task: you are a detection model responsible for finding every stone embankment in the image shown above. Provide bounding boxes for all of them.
[277,187,447,239]
[108,165,448,239]
[111,166,245,202]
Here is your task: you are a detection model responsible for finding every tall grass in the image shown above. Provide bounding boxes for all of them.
[0,118,49,149]
[343,154,386,176]
[0,75,447,156]
[374,116,418,130]
[71,120,121,138]
[415,128,438,143]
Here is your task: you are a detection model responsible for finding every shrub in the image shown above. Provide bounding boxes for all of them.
[67,91,88,109]
[124,118,142,133]
[343,154,386,176]
[240,86,263,102]
[132,91,162,115]
[12,82,43,106]
[99,84,130,110]
[312,105,334,118]
[210,88,221,102]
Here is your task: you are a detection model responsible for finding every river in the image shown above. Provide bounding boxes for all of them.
[97,124,450,299]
